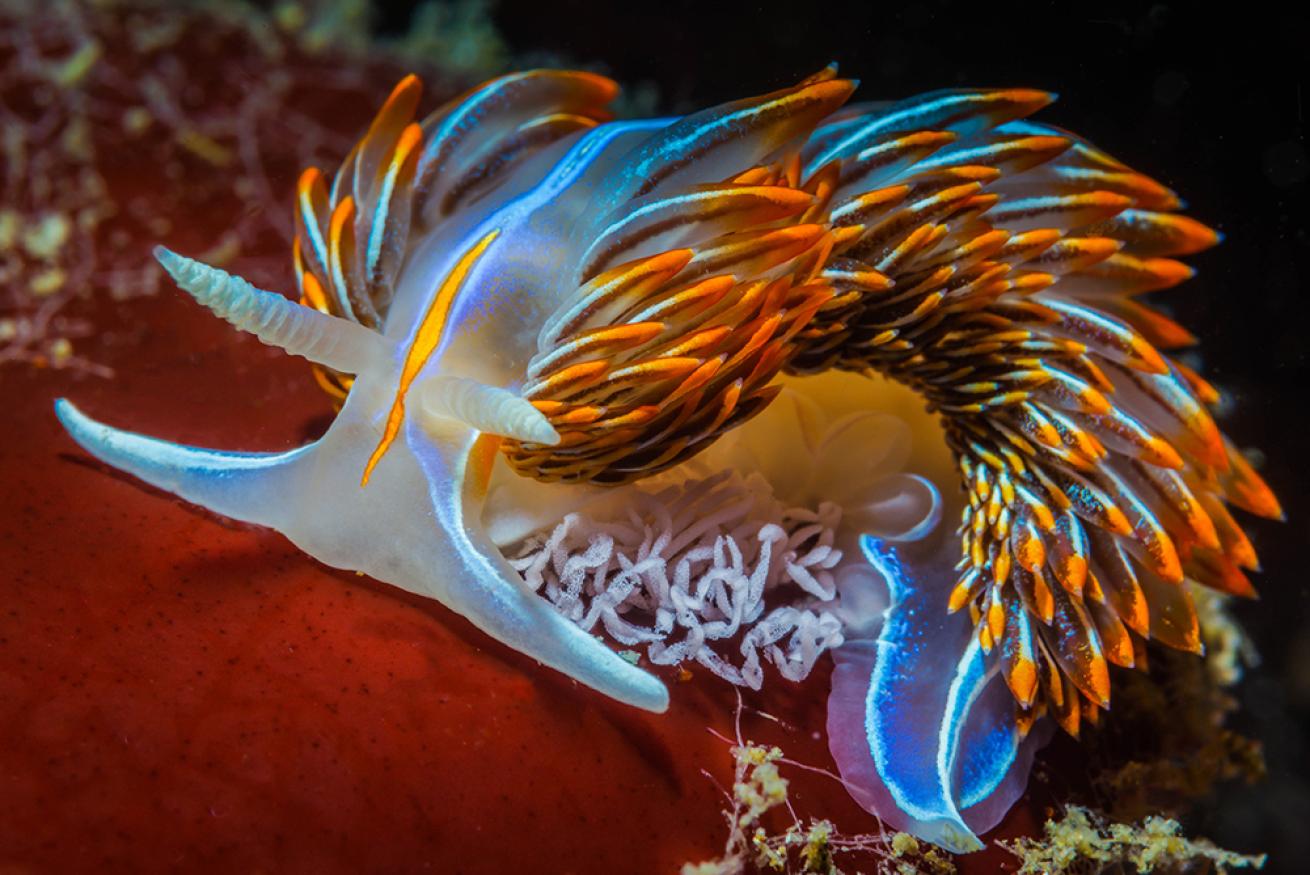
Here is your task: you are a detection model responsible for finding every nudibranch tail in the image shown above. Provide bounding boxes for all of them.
[828,532,1052,854]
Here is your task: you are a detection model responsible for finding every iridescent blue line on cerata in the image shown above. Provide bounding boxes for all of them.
[54,66,1281,854]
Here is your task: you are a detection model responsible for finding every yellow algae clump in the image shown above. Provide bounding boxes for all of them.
[174,128,234,167]
[1001,806,1265,874]
[48,337,73,367]
[682,728,957,875]
[680,741,796,875]
[888,833,955,875]
[121,107,153,136]
[734,745,788,828]
[29,267,66,297]
[797,821,835,874]
[1194,587,1258,688]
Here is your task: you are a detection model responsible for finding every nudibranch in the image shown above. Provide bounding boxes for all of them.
[56,67,1281,853]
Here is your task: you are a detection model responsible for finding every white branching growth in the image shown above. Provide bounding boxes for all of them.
[154,246,392,374]
[420,376,560,444]
[509,471,848,688]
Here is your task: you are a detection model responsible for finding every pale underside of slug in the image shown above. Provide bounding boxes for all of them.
[55,66,1281,853]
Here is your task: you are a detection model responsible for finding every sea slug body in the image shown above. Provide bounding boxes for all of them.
[56,66,1280,852]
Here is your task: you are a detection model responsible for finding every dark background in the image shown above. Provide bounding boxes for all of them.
[410,0,1310,864]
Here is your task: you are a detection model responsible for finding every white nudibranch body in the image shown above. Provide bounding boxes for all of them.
[57,68,1274,855]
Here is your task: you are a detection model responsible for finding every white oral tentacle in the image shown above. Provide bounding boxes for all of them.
[154,246,394,374]
[419,376,560,445]
[54,399,313,530]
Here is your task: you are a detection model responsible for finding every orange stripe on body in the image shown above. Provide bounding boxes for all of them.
[361,228,501,486]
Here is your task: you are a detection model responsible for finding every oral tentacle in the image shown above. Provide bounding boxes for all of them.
[54,399,314,530]
[412,421,668,713]
[154,247,394,375]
